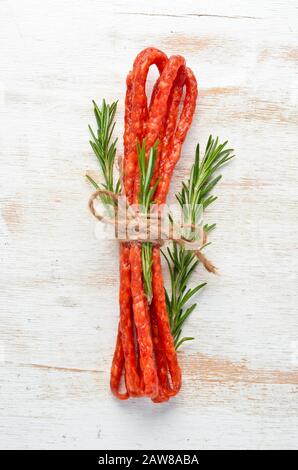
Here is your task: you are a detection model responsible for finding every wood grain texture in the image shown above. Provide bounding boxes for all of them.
[0,0,297,450]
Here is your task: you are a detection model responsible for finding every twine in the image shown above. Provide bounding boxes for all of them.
[88,188,217,274]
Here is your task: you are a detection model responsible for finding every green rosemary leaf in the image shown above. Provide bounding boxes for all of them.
[141,242,153,303]
[88,124,97,143]
[204,223,216,233]
[177,283,206,312]
[175,336,195,350]
[86,174,100,189]
[202,195,218,209]
[115,178,121,194]
[200,174,222,198]
[173,304,197,336]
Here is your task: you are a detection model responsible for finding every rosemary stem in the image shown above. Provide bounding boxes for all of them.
[137,139,159,303]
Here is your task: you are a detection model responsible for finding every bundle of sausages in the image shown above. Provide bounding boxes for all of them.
[110,48,198,402]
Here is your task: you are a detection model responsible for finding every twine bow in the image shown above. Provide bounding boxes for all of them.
[88,188,217,274]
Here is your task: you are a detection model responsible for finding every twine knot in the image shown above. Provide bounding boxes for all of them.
[88,188,217,274]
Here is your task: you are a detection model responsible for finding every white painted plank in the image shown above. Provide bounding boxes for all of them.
[0,0,297,450]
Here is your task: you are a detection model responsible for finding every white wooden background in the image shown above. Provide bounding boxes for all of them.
[0,0,297,450]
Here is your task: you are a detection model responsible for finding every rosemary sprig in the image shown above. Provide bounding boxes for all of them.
[164,135,235,349]
[86,99,121,209]
[137,139,159,303]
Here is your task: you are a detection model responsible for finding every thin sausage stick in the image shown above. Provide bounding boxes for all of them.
[148,67,187,402]
[119,243,143,396]
[129,242,159,397]
[151,66,198,398]
[124,48,168,204]
[155,67,198,204]
[110,71,141,398]
[134,55,186,201]
[110,327,129,400]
